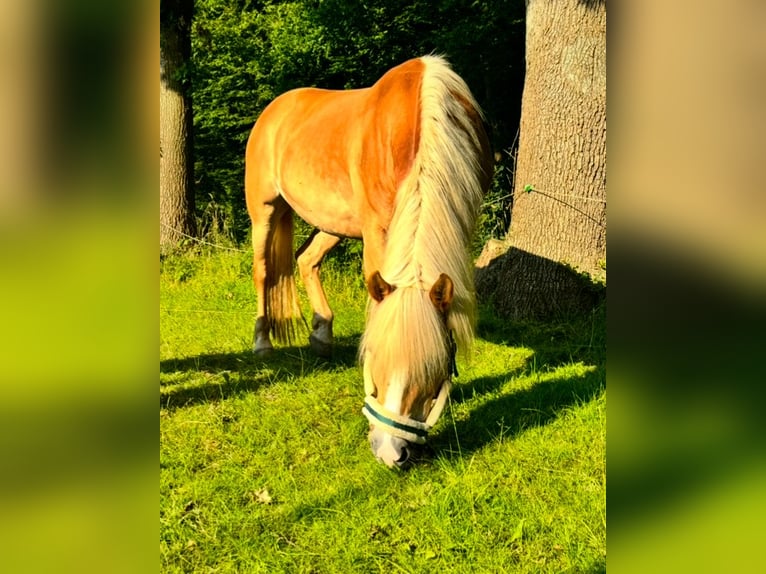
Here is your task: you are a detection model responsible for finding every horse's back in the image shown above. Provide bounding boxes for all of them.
[246,59,427,236]
[245,86,363,187]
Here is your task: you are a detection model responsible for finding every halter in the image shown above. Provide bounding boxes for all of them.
[361,331,458,444]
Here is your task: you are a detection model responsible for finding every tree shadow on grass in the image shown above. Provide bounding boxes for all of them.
[427,365,605,459]
[160,334,361,410]
[421,299,606,460]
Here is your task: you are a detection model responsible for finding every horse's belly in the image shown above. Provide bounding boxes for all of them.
[279,181,362,239]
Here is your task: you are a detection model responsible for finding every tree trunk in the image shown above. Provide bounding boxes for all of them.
[160,0,195,252]
[476,0,606,319]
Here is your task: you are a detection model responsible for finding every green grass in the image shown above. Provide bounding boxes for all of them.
[160,248,606,573]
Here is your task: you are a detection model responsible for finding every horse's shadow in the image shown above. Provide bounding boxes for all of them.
[159,335,361,410]
[425,365,605,459]
[161,303,606,459]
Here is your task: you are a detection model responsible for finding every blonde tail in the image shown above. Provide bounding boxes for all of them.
[265,209,303,344]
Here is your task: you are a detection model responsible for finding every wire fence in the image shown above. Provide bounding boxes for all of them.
[161,222,250,253]
[161,183,605,256]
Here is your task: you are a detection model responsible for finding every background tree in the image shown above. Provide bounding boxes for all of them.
[161,0,196,252]
[476,0,606,319]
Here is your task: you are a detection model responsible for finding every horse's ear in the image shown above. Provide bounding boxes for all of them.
[367,271,395,302]
[429,273,454,313]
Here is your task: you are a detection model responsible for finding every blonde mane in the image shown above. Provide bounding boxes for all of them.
[360,55,487,391]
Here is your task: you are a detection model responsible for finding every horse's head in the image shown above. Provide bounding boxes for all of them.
[360,271,457,467]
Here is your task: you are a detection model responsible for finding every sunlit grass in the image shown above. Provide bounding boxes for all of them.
[160,248,605,573]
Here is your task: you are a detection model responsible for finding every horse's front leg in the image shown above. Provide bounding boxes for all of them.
[296,229,341,358]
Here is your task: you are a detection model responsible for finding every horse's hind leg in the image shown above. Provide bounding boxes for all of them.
[250,201,277,355]
[297,229,341,358]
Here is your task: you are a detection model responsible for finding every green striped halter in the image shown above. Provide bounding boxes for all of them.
[362,331,457,444]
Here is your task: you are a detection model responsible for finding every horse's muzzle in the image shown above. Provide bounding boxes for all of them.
[369,430,411,468]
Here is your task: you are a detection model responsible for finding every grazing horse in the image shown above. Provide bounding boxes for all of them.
[245,56,492,466]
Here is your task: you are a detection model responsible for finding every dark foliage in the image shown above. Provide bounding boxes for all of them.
[191,0,526,251]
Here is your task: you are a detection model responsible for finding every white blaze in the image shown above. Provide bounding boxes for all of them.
[383,372,405,413]
[374,372,407,466]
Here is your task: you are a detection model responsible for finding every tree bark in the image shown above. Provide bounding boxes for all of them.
[160,0,195,252]
[476,0,606,319]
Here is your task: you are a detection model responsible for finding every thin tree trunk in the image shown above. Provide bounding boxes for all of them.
[160,0,195,252]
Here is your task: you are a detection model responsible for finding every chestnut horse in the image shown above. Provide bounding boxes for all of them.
[245,56,492,466]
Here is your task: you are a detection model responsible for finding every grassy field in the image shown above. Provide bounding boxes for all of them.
[160,248,606,573]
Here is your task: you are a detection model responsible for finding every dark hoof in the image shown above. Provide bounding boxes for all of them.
[252,345,273,357]
[309,334,333,359]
